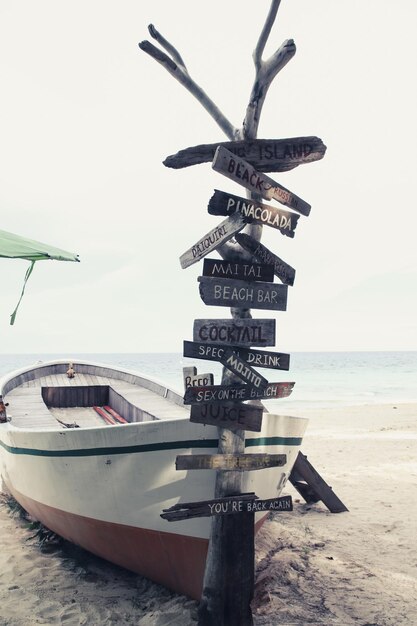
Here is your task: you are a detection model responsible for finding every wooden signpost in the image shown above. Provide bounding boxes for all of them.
[218,348,268,390]
[235,233,296,286]
[202,258,274,283]
[193,318,276,347]
[183,366,214,390]
[183,340,290,371]
[161,494,293,521]
[208,190,300,238]
[163,136,326,172]
[184,381,295,405]
[179,213,248,269]
[176,453,286,472]
[198,276,288,311]
[212,146,311,216]
[190,402,264,432]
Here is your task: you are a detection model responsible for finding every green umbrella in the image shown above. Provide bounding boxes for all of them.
[0,229,80,325]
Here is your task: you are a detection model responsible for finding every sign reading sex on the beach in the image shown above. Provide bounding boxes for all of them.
[208,190,300,238]
[235,233,296,286]
[163,136,326,172]
[179,213,248,269]
[219,348,268,390]
[183,340,290,371]
[212,146,311,216]
[190,402,264,432]
[161,494,293,521]
[176,453,287,472]
[184,381,295,405]
[193,318,276,347]
[198,276,288,311]
[202,258,274,283]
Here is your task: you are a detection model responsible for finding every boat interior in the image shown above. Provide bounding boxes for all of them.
[2,362,189,430]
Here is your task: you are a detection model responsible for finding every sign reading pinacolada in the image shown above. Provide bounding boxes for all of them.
[202,258,274,283]
[163,136,326,172]
[198,276,288,311]
[179,212,248,269]
[212,146,311,216]
[184,381,295,404]
[208,190,299,238]
[193,319,276,347]
[235,233,296,286]
[183,340,290,371]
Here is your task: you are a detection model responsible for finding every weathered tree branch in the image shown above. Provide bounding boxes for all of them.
[253,0,282,69]
[148,24,186,68]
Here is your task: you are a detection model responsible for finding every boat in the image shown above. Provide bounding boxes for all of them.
[0,358,308,599]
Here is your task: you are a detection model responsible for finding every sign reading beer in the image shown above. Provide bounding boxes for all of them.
[179,212,248,269]
[193,319,276,347]
[212,146,311,216]
[202,258,274,283]
[176,453,287,471]
[183,366,214,390]
[198,276,288,311]
[190,402,263,432]
[208,190,299,238]
[184,341,290,371]
[219,348,268,390]
[184,381,295,404]
[161,494,293,521]
[163,136,326,172]
[235,233,296,286]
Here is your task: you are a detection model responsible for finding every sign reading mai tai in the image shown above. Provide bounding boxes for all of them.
[212,146,311,216]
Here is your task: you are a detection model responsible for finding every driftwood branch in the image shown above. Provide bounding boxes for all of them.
[139,29,238,140]
[254,0,282,69]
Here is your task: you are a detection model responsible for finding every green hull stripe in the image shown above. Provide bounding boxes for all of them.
[0,436,302,458]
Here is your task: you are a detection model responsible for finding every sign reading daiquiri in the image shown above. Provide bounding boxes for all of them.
[212,146,311,216]
[193,319,276,347]
[198,276,288,311]
[208,190,299,238]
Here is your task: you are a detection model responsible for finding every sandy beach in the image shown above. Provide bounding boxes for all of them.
[1,402,416,625]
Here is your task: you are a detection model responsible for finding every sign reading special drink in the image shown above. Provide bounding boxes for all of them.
[235,233,296,286]
[212,146,311,216]
[193,319,276,347]
[183,340,290,371]
[198,276,288,311]
[208,190,299,238]
[163,136,326,172]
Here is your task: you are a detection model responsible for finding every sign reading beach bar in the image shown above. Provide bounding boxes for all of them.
[198,276,288,311]
[193,318,276,347]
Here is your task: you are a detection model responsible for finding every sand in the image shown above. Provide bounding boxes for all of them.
[1,402,416,625]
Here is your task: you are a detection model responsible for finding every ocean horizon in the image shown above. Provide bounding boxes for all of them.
[0,351,415,412]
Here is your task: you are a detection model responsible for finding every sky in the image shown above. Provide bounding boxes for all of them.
[0,0,416,354]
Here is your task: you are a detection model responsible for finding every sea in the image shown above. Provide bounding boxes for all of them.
[0,351,415,411]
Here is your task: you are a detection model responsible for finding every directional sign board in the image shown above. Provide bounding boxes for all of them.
[183,366,214,390]
[208,190,300,238]
[176,453,287,471]
[183,340,290,371]
[212,146,311,216]
[161,494,293,521]
[202,258,274,283]
[190,402,263,432]
[219,348,268,389]
[198,276,288,311]
[179,213,248,269]
[235,233,296,286]
[163,136,326,172]
[193,319,276,347]
[184,381,295,404]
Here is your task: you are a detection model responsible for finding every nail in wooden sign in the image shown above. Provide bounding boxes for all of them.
[212,146,311,216]
[183,366,214,391]
[202,258,274,283]
[184,381,295,405]
[183,340,290,371]
[163,136,326,172]
[235,233,296,286]
[161,494,293,521]
[208,190,300,238]
[198,276,288,311]
[219,348,268,390]
[176,453,287,471]
[193,319,276,347]
[179,212,248,269]
[190,402,263,432]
